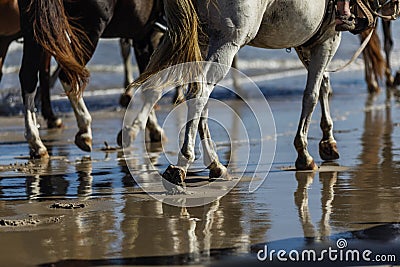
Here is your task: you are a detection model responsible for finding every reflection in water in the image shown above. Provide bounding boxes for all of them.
[76,156,93,197]
[332,95,400,227]
[25,157,69,199]
[294,169,337,242]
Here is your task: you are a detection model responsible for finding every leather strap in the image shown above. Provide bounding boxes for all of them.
[356,0,376,27]
[327,24,375,72]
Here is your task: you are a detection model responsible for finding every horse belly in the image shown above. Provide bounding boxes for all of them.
[249,0,327,48]
[0,0,20,35]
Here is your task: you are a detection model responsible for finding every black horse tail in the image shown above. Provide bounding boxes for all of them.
[29,0,90,96]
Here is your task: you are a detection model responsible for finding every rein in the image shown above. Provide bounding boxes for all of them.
[327,22,376,72]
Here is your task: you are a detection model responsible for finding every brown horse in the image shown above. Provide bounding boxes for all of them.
[0,0,62,128]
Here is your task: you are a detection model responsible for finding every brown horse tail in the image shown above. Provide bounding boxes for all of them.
[362,28,385,83]
[133,0,203,92]
[29,0,90,96]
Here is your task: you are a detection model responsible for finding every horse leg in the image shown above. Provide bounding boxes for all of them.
[120,38,134,88]
[60,80,92,152]
[119,40,151,108]
[39,52,63,128]
[163,41,240,185]
[145,108,165,142]
[199,104,230,180]
[231,55,244,98]
[318,74,339,161]
[19,38,48,158]
[117,87,163,147]
[382,20,395,86]
[0,36,13,83]
[294,35,340,170]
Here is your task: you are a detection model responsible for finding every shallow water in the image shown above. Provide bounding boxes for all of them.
[2,27,400,266]
[1,73,400,265]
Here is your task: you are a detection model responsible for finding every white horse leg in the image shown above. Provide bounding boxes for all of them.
[162,41,240,186]
[319,74,339,161]
[294,35,340,170]
[117,88,163,147]
[231,55,244,98]
[25,108,48,158]
[199,104,230,179]
[61,82,92,152]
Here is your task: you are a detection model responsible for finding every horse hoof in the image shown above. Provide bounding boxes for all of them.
[162,165,186,194]
[30,147,49,159]
[119,93,132,108]
[117,127,138,148]
[319,140,340,161]
[295,157,318,171]
[208,161,231,180]
[47,117,63,129]
[75,132,92,152]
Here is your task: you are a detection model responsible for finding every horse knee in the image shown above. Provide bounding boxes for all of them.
[303,91,319,106]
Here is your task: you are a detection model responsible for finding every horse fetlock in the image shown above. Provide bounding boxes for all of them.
[75,130,92,152]
[28,140,49,159]
[293,136,308,152]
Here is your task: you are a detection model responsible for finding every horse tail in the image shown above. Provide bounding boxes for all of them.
[362,28,385,85]
[29,0,90,96]
[133,0,203,91]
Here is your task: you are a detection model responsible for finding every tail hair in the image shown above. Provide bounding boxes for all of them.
[362,28,385,81]
[133,0,203,93]
[29,0,90,96]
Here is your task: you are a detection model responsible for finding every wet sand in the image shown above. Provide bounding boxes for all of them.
[1,69,400,266]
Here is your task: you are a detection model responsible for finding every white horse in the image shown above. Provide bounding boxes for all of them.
[119,0,399,187]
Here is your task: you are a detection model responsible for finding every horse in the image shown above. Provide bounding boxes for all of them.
[0,0,63,128]
[18,0,166,158]
[119,0,400,186]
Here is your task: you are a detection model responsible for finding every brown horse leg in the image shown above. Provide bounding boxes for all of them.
[39,52,63,128]
[382,20,395,86]
[0,36,14,83]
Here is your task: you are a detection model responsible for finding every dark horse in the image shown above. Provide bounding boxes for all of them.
[1,0,62,128]
[18,0,164,158]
